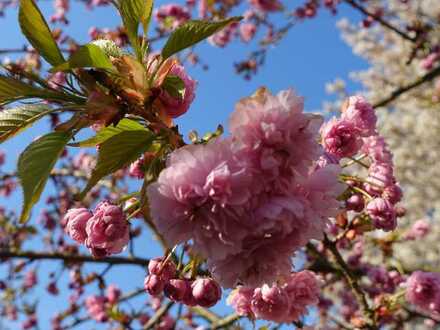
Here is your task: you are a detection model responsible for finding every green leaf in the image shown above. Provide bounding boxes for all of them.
[69,118,146,147]
[0,105,54,143]
[162,75,185,100]
[0,75,75,105]
[119,0,154,58]
[79,130,155,199]
[161,17,242,60]
[18,132,72,223]
[18,0,64,66]
[51,44,114,72]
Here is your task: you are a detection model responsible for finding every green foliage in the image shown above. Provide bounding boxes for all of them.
[161,17,242,60]
[51,44,114,72]
[17,132,72,223]
[119,0,154,59]
[0,76,82,105]
[79,129,155,199]
[18,0,65,66]
[70,118,146,147]
[162,75,185,100]
[0,105,54,143]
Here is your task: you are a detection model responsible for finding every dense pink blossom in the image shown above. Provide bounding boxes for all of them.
[342,95,377,136]
[366,198,397,231]
[320,117,362,159]
[406,271,440,314]
[283,270,320,322]
[251,285,290,322]
[362,134,393,164]
[148,88,342,288]
[382,184,403,204]
[229,88,323,178]
[226,286,254,316]
[64,208,93,243]
[191,278,222,307]
[158,63,197,118]
[85,201,129,257]
[85,295,108,322]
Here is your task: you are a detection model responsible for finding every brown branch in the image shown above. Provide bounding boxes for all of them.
[143,301,174,329]
[211,313,241,330]
[342,0,416,43]
[323,235,377,329]
[373,65,440,108]
[0,250,149,267]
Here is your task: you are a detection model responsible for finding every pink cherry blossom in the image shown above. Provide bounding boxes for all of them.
[320,117,362,159]
[64,208,93,244]
[366,198,397,231]
[251,285,290,322]
[191,278,222,307]
[406,271,440,314]
[85,295,108,322]
[342,95,377,136]
[85,201,129,257]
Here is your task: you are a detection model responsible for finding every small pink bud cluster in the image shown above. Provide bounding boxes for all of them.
[144,258,222,307]
[406,271,440,315]
[64,201,129,257]
[321,96,401,232]
[228,271,320,323]
[85,285,121,322]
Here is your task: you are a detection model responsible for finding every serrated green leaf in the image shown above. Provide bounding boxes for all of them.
[162,75,185,100]
[79,130,155,199]
[0,105,54,143]
[19,0,64,66]
[18,132,72,223]
[161,17,242,60]
[119,0,154,59]
[51,44,114,72]
[0,75,82,105]
[69,118,146,147]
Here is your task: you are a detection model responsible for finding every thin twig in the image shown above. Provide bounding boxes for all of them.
[211,313,241,330]
[0,250,149,267]
[323,235,377,329]
[373,65,440,108]
[342,0,416,43]
[143,301,174,329]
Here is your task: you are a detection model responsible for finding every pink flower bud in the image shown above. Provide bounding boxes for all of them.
[164,279,190,302]
[404,219,430,240]
[346,194,364,212]
[106,284,121,304]
[191,278,222,307]
[144,274,165,296]
[64,208,93,244]
[382,184,402,204]
[47,282,59,295]
[148,257,176,281]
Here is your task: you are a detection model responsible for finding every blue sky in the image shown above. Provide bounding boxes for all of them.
[0,1,367,329]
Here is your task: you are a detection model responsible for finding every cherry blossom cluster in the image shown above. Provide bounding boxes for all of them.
[321,96,402,232]
[147,88,343,289]
[64,201,129,257]
[144,258,222,307]
[228,270,320,323]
